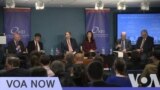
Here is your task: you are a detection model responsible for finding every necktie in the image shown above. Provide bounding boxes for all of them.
[122,40,125,50]
[67,39,73,52]
[15,41,18,46]
[140,39,145,49]
[35,42,38,51]
[15,41,21,53]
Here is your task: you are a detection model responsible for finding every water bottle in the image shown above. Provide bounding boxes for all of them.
[55,48,59,55]
[102,47,105,55]
[50,48,54,55]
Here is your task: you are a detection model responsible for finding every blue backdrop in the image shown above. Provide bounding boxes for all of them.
[117,14,160,45]
[4,8,31,47]
[85,9,111,54]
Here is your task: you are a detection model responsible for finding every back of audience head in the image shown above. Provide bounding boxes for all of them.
[40,55,50,66]
[152,50,160,60]
[65,52,74,64]
[5,56,20,70]
[113,58,126,75]
[30,66,47,77]
[65,53,74,70]
[30,51,44,57]
[94,55,104,65]
[65,53,75,74]
[30,55,41,67]
[50,60,65,76]
[74,53,84,64]
[73,64,84,78]
[86,61,103,82]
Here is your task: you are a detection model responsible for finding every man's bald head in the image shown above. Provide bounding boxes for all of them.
[13,33,21,42]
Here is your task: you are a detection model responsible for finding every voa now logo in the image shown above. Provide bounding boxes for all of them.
[92,26,105,34]
[128,74,160,87]
[10,27,25,34]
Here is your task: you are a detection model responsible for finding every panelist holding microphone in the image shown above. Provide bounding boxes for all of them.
[61,32,78,54]
[7,33,25,54]
[27,33,43,54]
[135,29,154,64]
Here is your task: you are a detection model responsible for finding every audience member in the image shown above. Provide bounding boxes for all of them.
[141,51,160,81]
[0,56,29,76]
[72,64,86,86]
[30,55,41,67]
[64,52,74,73]
[40,55,55,77]
[94,55,104,65]
[30,66,47,77]
[87,61,115,87]
[50,60,75,86]
[74,53,84,64]
[106,58,132,87]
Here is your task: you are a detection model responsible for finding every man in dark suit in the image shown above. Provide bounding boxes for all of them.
[141,51,160,82]
[7,33,25,54]
[87,61,116,87]
[136,29,154,63]
[61,32,78,54]
[0,56,29,77]
[115,32,132,52]
[27,33,43,53]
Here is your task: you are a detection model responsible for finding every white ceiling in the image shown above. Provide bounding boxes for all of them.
[1,0,160,7]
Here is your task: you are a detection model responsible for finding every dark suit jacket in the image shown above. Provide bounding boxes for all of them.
[88,81,118,87]
[0,68,30,77]
[61,38,78,53]
[27,40,43,53]
[116,39,132,51]
[7,40,25,54]
[136,36,154,53]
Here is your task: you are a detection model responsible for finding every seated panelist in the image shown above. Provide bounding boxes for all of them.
[135,29,154,63]
[7,33,25,54]
[115,32,132,53]
[61,32,78,54]
[27,33,43,54]
[82,31,96,54]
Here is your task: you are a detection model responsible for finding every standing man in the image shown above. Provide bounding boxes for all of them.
[61,32,78,54]
[136,29,154,63]
[115,32,132,52]
[7,33,25,54]
[27,33,43,53]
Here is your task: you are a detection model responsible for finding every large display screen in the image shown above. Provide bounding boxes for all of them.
[117,13,160,45]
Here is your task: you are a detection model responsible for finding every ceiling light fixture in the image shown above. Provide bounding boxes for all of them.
[6,0,15,8]
[95,0,104,10]
[117,0,126,10]
[141,0,149,11]
[35,0,45,10]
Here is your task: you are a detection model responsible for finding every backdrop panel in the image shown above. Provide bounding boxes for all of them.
[85,9,111,54]
[4,8,31,47]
